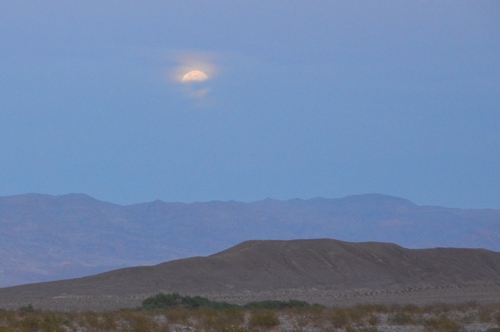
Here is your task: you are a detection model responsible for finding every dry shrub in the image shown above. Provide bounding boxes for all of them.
[11,312,63,332]
[345,326,357,332]
[17,317,41,331]
[458,311,477,325]
[81,310,100,328]
[480,307,494,323]
[330,308,349,328]
[165,308,189,324]
[367,314,379,326]
[54,313,72,326]
[220,308,245,327]
[402,304,421,315]
[40,312,65,332]
[128,313,155,332]
[389,312,416,325]
[198,308,222,331]
[249,309,280,329]
[344,304,386,325]
[282,306,325,328]
[347,307,364,324]
[0,310,17,326]
[76,311,117,331]
[424,316,460,332]
[424,303,452,315]
[359,327,379,332]
[455,301,480,312]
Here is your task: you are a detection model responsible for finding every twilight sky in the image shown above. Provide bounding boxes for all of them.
[0,1,499,208]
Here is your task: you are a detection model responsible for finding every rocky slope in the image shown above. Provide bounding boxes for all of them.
[1,239,500,310]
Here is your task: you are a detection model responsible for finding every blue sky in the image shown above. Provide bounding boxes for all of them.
[0,1,499,208]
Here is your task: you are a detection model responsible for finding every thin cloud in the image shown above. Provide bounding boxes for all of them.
[168,51,220,103]
[170,51,219,84]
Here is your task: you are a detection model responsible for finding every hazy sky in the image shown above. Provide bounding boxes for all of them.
[0,1,499,208]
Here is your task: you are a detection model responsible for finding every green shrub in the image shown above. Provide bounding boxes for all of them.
[19,304,34,312]
[141,293,235,311]
[142,293,189,310]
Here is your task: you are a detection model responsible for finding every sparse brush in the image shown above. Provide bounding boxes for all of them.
[16,315,42,330]
[347,306,366,324]
[249,309,280,328]
[389,311,416,325]
[128,313,155,332]
[330,308,349,328]
[220,307,245,326]
[402,304,421,314]
[2,299,500,332]
[367,314,379,326]
[427,303,452,315]
[480,307,494,323]
[165,308,190,324]
[424,316,461,332]
[359,327,379,332]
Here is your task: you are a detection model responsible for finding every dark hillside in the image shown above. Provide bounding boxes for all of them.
[1,193,499,287]
[1,239,500,310]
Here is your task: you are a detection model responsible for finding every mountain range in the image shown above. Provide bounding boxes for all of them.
[1,193,499,287]
[1,239,500,311]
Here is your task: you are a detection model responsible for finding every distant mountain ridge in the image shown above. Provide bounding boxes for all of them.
[0,193,499,287]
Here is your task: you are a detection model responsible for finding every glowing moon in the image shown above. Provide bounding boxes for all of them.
[181,70,208,83]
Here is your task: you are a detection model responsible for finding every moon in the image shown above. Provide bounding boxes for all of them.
[181,70,208,83]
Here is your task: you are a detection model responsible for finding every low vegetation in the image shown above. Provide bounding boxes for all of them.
[1,296,500,331]
[140,292,317,311]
